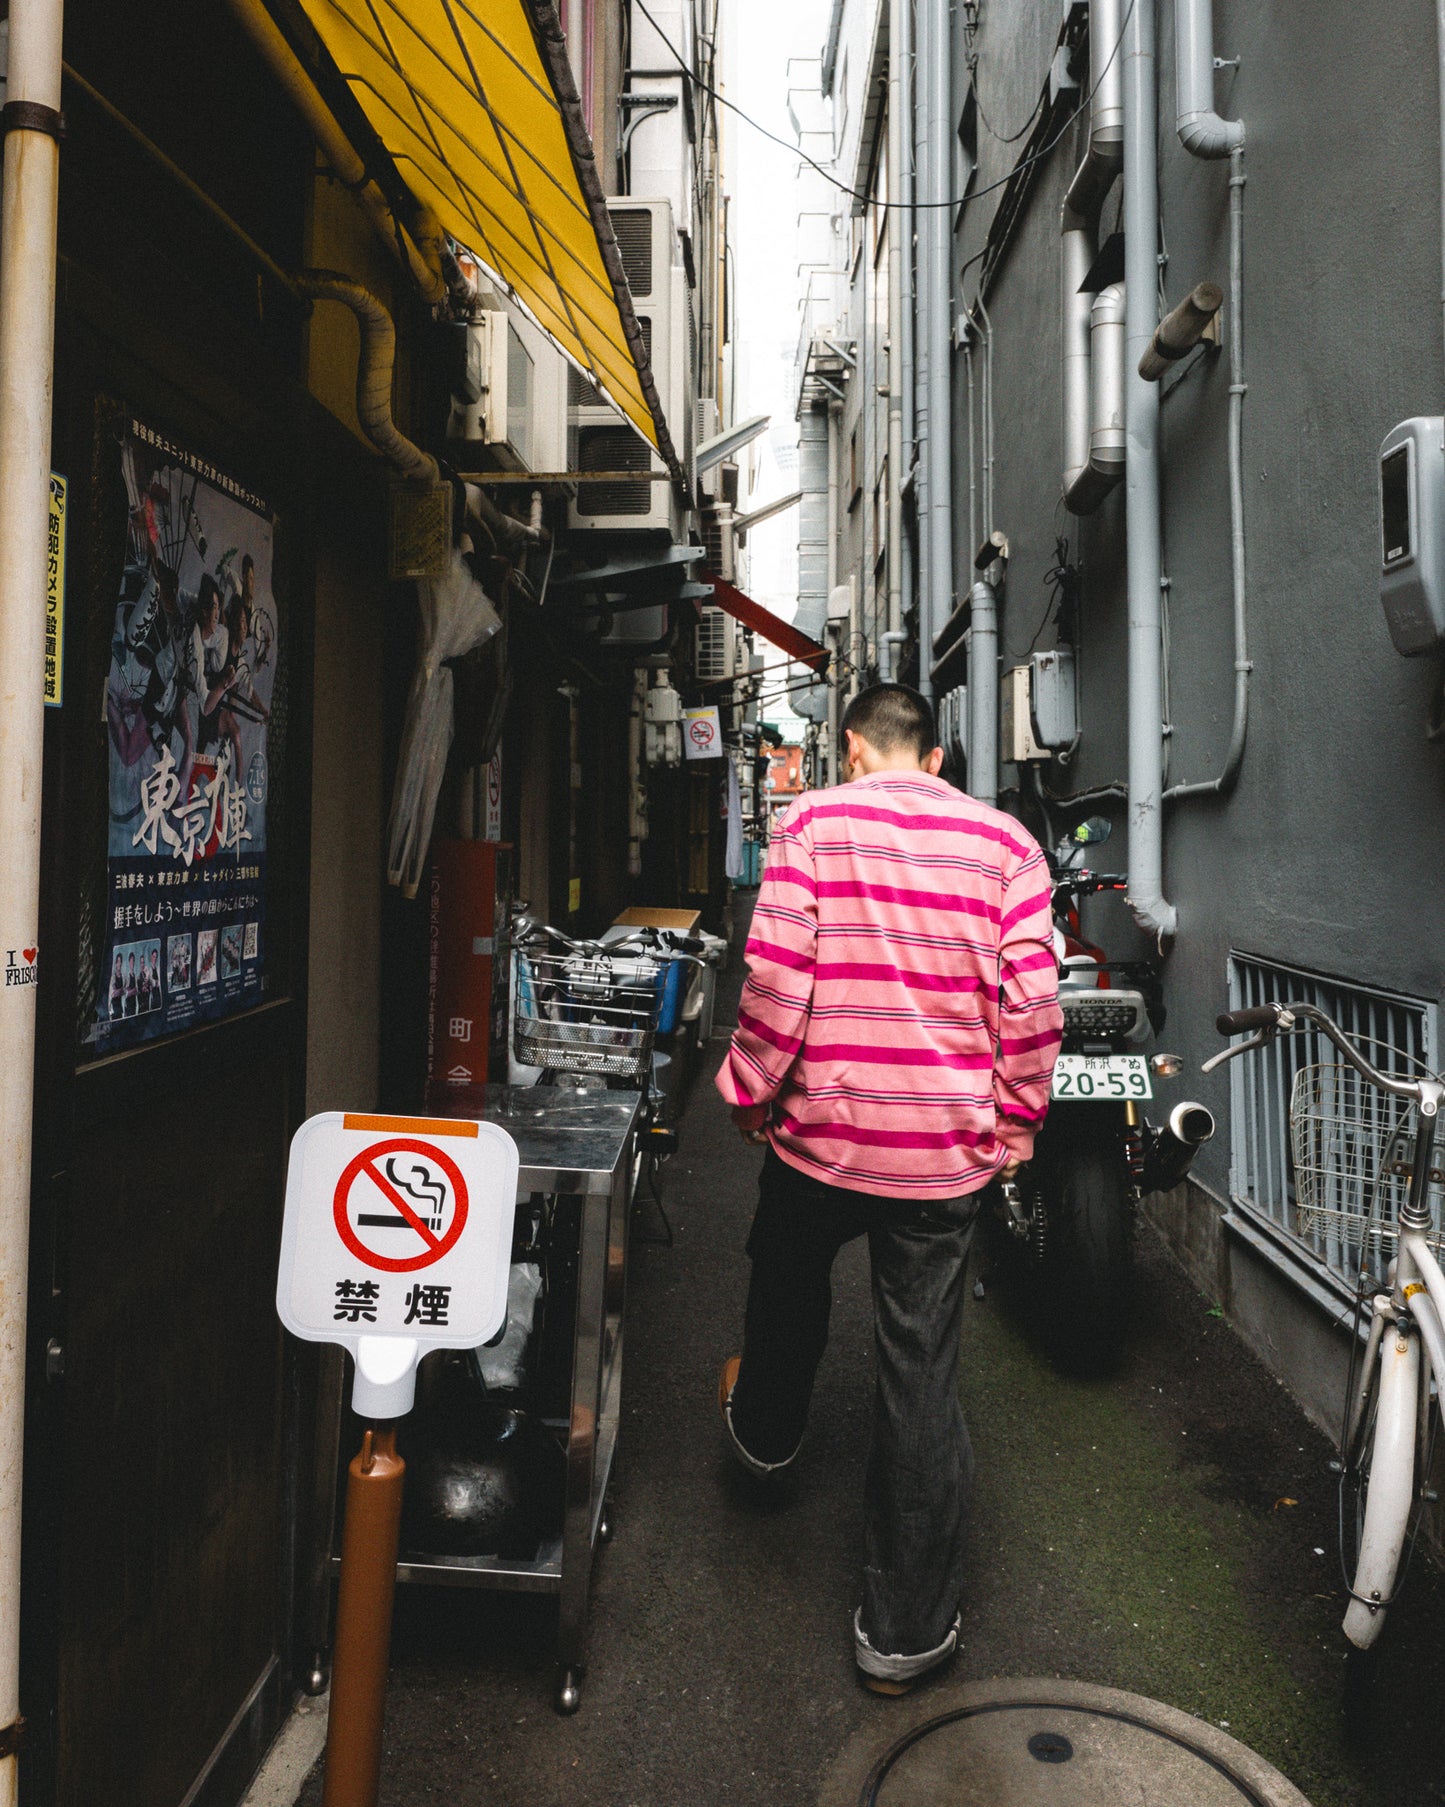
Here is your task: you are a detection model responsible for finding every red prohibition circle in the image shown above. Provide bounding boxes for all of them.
[333,1136,470,1273]
[689,718,714,746]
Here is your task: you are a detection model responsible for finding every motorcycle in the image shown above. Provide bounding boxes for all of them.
[989,816,1216,1367]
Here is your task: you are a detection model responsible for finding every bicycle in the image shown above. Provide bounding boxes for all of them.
[513,919,706,1242]
[1205,1001,1445,1649]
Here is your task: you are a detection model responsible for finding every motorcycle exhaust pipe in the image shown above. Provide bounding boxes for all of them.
[1144,1102,1216,1194]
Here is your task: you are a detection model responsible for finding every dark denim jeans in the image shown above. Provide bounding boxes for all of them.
[729,1147,980,1660]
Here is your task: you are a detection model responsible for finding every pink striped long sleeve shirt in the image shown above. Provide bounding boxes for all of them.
[716,773,1063,1200]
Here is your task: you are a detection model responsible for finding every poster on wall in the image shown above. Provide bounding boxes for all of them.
[86,420,278,1056]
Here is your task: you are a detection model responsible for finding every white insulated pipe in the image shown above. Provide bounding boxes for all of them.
[898,0,916,679]
[1065,280,1127,514]
[1089,283,1127,484]
[1122,0,1177,939]
[920,0,954,701]
[913,34,931,678]
[296,272,440,484]
[886,0,906,657]
[1061,222,1095,496]
[1174,0,1244,159]
[1061,0,1124,513]
[0,3,63,1797]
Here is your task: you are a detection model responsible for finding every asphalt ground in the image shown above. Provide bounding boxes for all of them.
[300,908,1445,1807]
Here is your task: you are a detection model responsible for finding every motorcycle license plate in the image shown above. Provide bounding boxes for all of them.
[1051,1054,1152,1101]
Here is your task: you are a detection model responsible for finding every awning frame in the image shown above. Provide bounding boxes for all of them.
[265,0,685,484]
[708,576,830,674]
[520,0,685,486]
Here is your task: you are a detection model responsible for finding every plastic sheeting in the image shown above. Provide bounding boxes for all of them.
[387,548,502,898]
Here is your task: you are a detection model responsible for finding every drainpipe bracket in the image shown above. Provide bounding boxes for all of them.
[2,101,65,141]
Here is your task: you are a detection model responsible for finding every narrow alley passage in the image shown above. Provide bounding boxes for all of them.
[296,923,1445,1807]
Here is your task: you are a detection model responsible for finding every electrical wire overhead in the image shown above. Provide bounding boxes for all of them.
[632,0,1133,211]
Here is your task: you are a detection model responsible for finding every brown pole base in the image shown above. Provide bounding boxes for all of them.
[322,1423,406,1807]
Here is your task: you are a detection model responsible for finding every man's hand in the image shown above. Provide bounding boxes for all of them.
[1000,1157,1022,1181]
[732,1103,769,1147]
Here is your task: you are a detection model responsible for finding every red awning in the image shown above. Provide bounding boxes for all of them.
[708,577,830,672]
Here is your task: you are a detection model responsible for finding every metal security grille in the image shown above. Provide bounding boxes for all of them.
[1227,953,1439,1286]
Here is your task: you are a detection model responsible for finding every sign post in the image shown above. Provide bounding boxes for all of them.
[277,1110,518,1807]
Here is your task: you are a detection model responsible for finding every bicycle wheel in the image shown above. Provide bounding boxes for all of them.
[1342,1324,1421,1649]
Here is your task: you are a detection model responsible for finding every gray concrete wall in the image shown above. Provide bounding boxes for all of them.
[958,0,1445,1205]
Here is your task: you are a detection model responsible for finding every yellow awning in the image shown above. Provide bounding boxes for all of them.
[293,0,677,469]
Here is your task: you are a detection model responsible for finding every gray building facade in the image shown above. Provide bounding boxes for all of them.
[800,0,1445,1443]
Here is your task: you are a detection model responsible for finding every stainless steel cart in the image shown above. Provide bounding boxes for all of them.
[377,1084,641,1714]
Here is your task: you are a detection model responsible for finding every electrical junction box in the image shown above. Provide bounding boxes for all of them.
[1380,417,1445,654]
[1030,646,1077,749]
[1001,666,1048,763]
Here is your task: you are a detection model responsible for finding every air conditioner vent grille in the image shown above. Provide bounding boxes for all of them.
[576,426,652,516]
[610,208,655,297]
[695,604,735,681]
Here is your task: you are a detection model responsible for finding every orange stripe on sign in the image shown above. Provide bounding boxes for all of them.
[342,1113,479,1138]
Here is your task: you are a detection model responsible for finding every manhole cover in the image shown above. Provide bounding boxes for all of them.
[821,1679,1311,1807]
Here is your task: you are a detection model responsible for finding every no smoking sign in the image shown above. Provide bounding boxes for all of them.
[277,1111,518,1416]
[333,1137,469,1272]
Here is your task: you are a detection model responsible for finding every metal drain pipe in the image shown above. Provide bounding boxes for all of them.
[1122,0,1177,939]
[1174,0,1244,159]
[918,0,954,701]
[0,3,64,1797]
[1165,0,1247,801]
[885,0,907,676]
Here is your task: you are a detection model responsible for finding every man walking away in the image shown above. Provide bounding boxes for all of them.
[715,683,1062,1694]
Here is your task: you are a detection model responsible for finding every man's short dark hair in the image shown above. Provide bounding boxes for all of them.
[841,683,936,759]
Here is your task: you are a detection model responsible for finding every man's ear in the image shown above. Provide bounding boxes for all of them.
[924,746,944,776]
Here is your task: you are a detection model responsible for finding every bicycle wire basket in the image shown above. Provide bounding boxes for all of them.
[513,932,667,1084]
[1290,1062,1445,1268]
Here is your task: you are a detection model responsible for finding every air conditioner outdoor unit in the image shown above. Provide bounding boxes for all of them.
[448,308,566,472]
[569,198,686,536]
[695,603,745,681]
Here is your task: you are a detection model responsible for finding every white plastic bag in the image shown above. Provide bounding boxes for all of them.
[386,546,501,896]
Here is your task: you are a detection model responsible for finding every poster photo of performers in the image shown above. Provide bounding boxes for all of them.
[88,419,278,1055]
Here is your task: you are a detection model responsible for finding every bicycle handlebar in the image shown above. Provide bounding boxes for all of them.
[516,922,706,965]
[1210,1000,1426,1102]
[1216,1006,1279,1035]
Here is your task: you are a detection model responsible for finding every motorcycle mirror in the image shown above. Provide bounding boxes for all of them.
[1072,816,1113,847]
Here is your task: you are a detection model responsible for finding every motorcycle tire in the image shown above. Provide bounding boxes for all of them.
[1034,1108,1133,1373]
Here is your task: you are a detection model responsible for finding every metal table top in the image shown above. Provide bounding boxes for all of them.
[430,1084,641,1194]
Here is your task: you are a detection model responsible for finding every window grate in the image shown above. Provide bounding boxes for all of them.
[1227,953,1439,1288]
